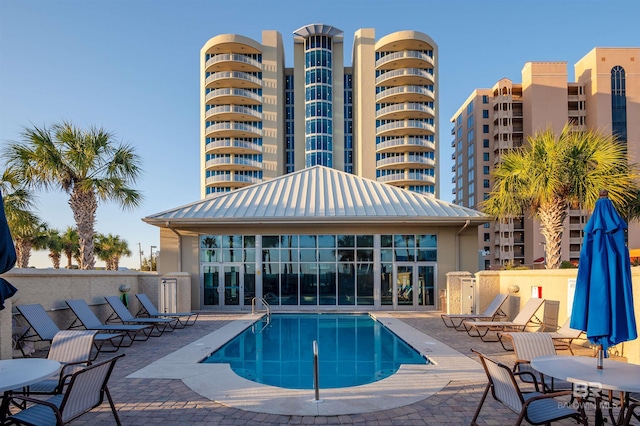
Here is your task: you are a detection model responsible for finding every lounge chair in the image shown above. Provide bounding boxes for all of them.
[16,330,97,396]
[539,300,560,332]
[441,293,508,330]
[65,299,152,345]
[547,318,585,355]
[135,293,198,327]
[6,354,125,426]
[104,296,177,336]
[15,304,125,359]
[470,349,586,426]
[462,297,545,346]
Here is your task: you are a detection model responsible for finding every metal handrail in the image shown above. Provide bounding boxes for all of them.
[251,297,270,316]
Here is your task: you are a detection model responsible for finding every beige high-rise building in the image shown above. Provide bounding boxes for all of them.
[451,47,640,269]
[200,24,439,198]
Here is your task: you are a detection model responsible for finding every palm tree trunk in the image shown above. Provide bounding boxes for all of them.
[538,196,568,269]
[49,253,61,269]
[70,187,97,270]
[15,240,32,268]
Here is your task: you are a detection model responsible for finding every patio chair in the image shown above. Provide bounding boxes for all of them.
[547,318,585,355]
[65,299,152,345]
[15,304,125,359]
[104,296,177,336]
[623,401,640,426]
[135,293,198,327]
[17,330,97,396]
[470,349,587,426]
[441,293,508,330]
[6,353,125,426]
[499,332,567,392]
[462,298,545,347]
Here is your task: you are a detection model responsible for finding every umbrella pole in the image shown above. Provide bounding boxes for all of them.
[597,344,604,369]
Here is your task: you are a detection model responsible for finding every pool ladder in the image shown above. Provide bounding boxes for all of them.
[251,297,271,316]
[251,298,271,334]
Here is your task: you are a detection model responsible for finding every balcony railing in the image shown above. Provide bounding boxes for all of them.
[376,102,434,119]
[205,71,261,87]
[375,68,434,85]
[205,88,262,104]
[205,105,263,121]
[376,137,435,152]
[376,155,435,168]
[205,138,262,153]
[375,50,434,68]
[205,54,261,70]
[375,86,434,102]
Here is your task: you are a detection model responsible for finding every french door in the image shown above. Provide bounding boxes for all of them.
[393,263,436,309]
[202,263,244,308]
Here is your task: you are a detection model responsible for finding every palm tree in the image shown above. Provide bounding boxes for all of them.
[3,122,143,269]
[95,233,132,270]
[1,169,43,268]
[44,228,64,269]
[12,219,48,268]
[483,125,637,269]
[60,227,80,269]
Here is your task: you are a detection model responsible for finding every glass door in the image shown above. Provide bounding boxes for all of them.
[202,264,220,307]
[395,265,414,307]
[417,264,435,307]
[394,263,436,309]
[223,264,243,306]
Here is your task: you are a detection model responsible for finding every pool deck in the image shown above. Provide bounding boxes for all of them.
[14,311,622,425]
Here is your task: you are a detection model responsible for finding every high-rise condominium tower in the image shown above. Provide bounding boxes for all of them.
[451,48,640,269]
[200,24,439,198]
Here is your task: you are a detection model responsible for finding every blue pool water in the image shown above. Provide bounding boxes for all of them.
[201,313,429,389]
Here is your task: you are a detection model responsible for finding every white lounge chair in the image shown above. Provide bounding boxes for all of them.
[547,318,585,355]
[441,294,509,330]
[463,298,545,346]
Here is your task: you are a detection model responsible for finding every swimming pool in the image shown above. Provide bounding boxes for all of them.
[201,313,429,389]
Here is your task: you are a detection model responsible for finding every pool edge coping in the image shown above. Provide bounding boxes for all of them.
[127,312,485,416]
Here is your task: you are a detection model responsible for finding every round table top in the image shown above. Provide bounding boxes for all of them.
[531,355,640,393]
[0,358,61,393]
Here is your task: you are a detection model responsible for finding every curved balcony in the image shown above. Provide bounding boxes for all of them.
[376,155,436,170]
[377,172,436,186]
[205,156,262,171]
[376,102,434,121]
[205,53,261,73]
[205,88,262,105]
[376,85,434,103]
[205,138,262,155]
[206,173,262,188]
[376,68,434,87]
[375,51,434,70]
[376,137,435,154]
[205,71,261,89]
[376,120,435,137]
[205,105,262,122]
[205,122,262,139]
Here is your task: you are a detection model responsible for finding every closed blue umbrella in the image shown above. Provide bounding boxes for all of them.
[0,189,18,310]
[571,191,637,362]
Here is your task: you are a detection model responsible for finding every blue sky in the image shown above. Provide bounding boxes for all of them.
[1,0,639,269]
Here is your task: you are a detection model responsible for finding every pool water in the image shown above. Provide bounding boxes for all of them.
[201,313,429,389]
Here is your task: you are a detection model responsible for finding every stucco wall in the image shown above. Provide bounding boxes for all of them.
[0,269,192,359]
[476,268,640,365]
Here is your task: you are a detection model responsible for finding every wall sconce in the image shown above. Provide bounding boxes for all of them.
[508,284,520,293]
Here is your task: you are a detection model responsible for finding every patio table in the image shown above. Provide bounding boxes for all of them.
[0,358,61,423]
[531,355,640,426]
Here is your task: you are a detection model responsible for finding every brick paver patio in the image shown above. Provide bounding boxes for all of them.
[13,311,616,425]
